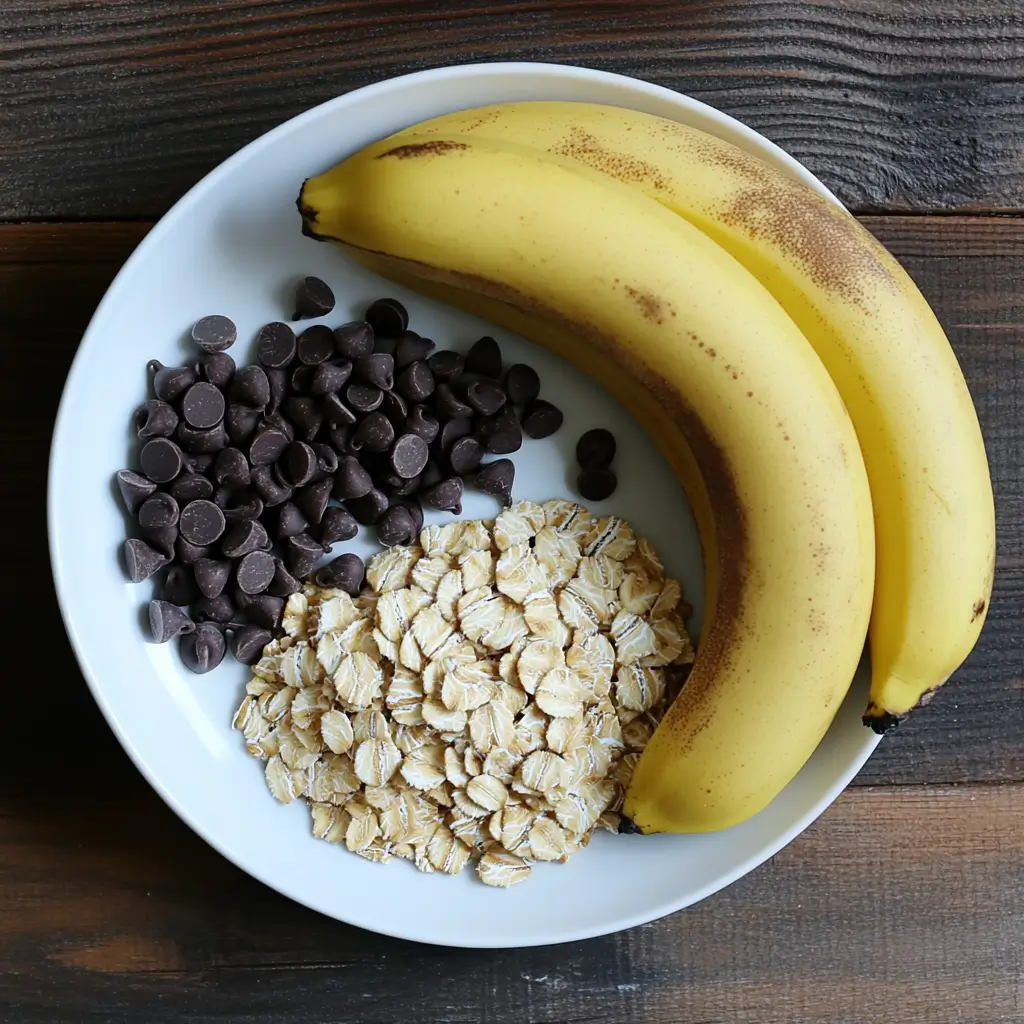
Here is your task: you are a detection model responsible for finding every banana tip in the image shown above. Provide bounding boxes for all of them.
[617,816,645,835]
[863,710,902,735]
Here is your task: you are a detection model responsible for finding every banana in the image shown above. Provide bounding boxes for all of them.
[299,132,875,832]
[396,102,996,730]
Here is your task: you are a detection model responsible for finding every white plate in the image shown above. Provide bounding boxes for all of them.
[49,62,879,947]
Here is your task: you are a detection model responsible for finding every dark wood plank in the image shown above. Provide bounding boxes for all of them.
[4,1,1024,218]
[2,217,1022,788]
[0,782,1019,1023]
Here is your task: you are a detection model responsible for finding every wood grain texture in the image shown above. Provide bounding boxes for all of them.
[0,782,1020,1023]
[4,0,1024,218]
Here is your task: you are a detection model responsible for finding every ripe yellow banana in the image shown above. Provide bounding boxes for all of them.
[299,132,875,832]
[397,102,996,730]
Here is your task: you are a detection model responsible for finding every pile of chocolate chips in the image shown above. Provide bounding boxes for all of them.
[116,279,565,673]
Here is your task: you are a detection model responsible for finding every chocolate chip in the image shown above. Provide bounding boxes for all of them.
[231,625,272,665]
[176,421,228,455]
[334,321,374,360]
[139,437,184,483]
[437,417,473,452]
[476,406,522,454]
[295,478,333,526]
[267,557,303,597]
[275,502,310,540]
[576,428,617,470]
[153,364,197,403]
[521,399,563,439]
[256,321,297,368]
[191,314,236,353]
[421,476,463,514]
[225,404,262,445]
[390,433,429,479]
[236,550,275,594]
[365,298,408,339]
[395,331,435,369]
[354,353,394,391]
[138,492,179,531]
[420,459,444,490]
[465,336,502,378]
[248,428,290,466]
[386,473,420,497]
[135,399,179,439]
[281,441,317,487]
[170,473,214,504]
[428,350,464,381]
[315,553,365,595]
[222,519,270,558]
[448,436,484,475]
[380,390,408,430]
[237,592,285,631]
[324,393,357,427]
[231,365,271,408]
[503,363,541,405]
[141,524,178,560]
[465,380,506,416]
[200,351,236,389]
[115,469,157,514]
[265,367,288,415]
[179,499,226,546]
[405,405,439,443]
[577,468,617,501]
[376,505,415,546]
[346,488,389,526]
[250,465,293,507]
[297,324,335,365]
[293,276,335,320]
[161,564,200,606]
[433,383,473,419]
[180,622,227,673]
[176,536,209,565]
[310,360,352,397]
[149,600,195,643]
[333,456,373,500]
[474,459,515,505]
[284,533,325,578]
[212,447,249,489]
[395,361,435,403]
[311,442,339,478]
[184,453,216,476]
[123,538,169,583]
[196,594,235,623]
[260,410,295,444]
[317,505,359,546]
[394,496,424,535]
[346,383,383,413]
[289,363,316,395]
[351,411,395,454]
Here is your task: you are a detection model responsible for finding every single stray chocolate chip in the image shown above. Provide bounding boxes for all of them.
[315,553,365,596]
[577,467,618,502]
[115,469,157,514]
[521,399,563,439]
[180,622,227,673]
[124,538,169,583]
[474,458,515,505]
[231,625,273,665]
[503,363,541,405]
[576,428,617,470]
[420,476,463,514]
[191,314,236,353]
[465,336,503,378]
[149,600,195,643]
[293,276,335,320]
[365,298,408,339]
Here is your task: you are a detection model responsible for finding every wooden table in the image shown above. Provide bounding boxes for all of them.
[3,3,1022,1022]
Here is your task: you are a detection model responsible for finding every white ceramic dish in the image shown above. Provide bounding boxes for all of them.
[49,62,880,948]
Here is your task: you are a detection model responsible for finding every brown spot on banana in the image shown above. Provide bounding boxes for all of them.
[376,140,470,160]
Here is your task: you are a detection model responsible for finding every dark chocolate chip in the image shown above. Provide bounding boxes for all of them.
[380,390,408,430]
[310,360,352,397]
[231,365,271,408]
[266,367,288,415]
[176,420,228,455]
[225,404,261,445]
[297,324,335,365]
[184,453,216,476]
[221,519,270,558]
[293,276,335,320]
[465,336,503,378]
[213,447,251,488]
[376,505,415,547]
[267,558,303,598]
[577,467,617,501]
[346,383,383,413]
[395,361,435,403]
[196,594,235,623]
[191,314,236,353]
[282,441,317,487]
[428,350,464,381]
[334,321,374,360]
[162,564,200,606]
[315,553,365,596]
[250,465,293,507]
[236,592,284,631]
[138,492,180,531]
[317,505,359,546]
[465,380,506,417]
[231,625,272,665]
[476,406,522,454]
[395,331,435,369]
[135,399,179,439]
[437,417,473,452]
[275,502,310,539]
[324,393,357,427]
[115,469,157,514]
[351,411,395,454]
[346,488,389,526]
[474,459,515,505]
[149,600,195,643]
[394,496,424,535]
[180,622,227,673]
[295,478,333,526]
[405,404,439,443]
[421,477,463,514]
[179,499,226,546]
[333,456,373,500]
[256,321,296,368]
[283,396,323,441]
[420,459,444,490]
[354,353,394,391]
[236,550,275,594]
[123,538,169,583]
[259,410,295,443]
[141,524,178,561]
[521,399,563,439]
[289,363,316,395]
[213,484,235,510]
[139,437,184,483]
[503,363,541,405]
[153,364,197,403]
[448,436,484,475]
[169,473,214,504]
[310,442,339,478]
[176,536,210,565]
[199,351,236,389]
[248,428,290,466]
[390,433,429,479]
[284,533,325,578]
[365,298,408,339]
[576,428,617,470]
[386,473,420,497]
[433,383,473,419]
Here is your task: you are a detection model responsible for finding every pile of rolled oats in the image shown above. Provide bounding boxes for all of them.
[232,500,694,887]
